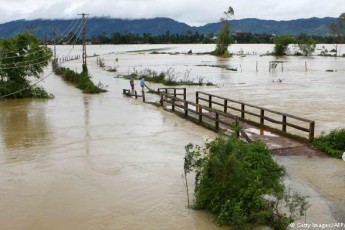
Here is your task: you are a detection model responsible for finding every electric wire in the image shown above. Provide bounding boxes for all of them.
[0,22,83,70]
[0,18,80,56]
[0,19,85,99]
[54,18,81,44]
[0,38,81,98]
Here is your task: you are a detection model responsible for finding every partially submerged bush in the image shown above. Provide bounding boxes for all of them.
[184,135,308,229]
[313,128,345,158]
[123,67,214,86]
[55,67,107,94]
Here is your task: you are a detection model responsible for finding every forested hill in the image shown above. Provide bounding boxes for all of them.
[0,17,336,39]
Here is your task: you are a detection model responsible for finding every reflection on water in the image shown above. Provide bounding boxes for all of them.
[0,99,51,162]
[0,44,344,229]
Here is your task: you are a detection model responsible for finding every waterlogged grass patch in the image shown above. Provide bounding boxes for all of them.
[123,67,214,86]
[313,128,345,158]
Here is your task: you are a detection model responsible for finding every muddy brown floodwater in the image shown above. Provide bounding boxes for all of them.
[0,44,344,229]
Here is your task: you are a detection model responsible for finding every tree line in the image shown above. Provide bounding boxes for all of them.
[48,13,345,47]
[79,32,344,45]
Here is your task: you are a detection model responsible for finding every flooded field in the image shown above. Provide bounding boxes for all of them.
[0,44,344,229]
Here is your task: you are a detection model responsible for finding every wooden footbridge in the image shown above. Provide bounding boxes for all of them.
[124,86,318,154]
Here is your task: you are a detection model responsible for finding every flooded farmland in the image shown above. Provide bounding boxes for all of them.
[0,44,344,229]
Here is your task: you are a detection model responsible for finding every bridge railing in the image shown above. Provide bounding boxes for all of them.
[196,91,315,141]
[158,88,186,100]
[160,92,252,142]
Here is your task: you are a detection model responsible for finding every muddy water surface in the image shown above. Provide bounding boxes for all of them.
[1,44,344,229]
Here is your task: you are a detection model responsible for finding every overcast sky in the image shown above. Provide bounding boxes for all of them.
[0,0,343,26]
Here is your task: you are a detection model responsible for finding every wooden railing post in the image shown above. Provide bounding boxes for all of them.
[184,101,188,117]
[183,88,186,100]
[160,94,163,106]
[209,95,212,108]
[172,97,175,111]
[241,104,245,119]
[282,115,287,132]
[199,107,203,123]
[174,88,177,98]
[309,121,315,141]
[224,99,227,113]
[260,109,264,125]
[196,92,199,112]
[215,113,219,130]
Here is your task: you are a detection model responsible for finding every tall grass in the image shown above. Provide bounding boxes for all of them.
[123,67,214,86]
[313,128,345,158]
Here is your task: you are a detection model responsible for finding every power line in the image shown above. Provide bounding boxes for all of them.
[0,19,80,57]
[0,20,84,99]
[0,40,79,99]
[0,22,83,70]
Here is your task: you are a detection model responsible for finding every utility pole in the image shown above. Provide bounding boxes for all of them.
[44,32,48,48]
[51,25,58,72]
[78,13,89,71]
[26,25,36,34]
[53,25,57,60]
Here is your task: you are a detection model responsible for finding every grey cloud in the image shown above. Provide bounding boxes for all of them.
[0,0,344,25]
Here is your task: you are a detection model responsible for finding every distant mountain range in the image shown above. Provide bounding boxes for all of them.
[0,17,336,39]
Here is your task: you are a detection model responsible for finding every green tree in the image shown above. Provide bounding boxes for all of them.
[273,35,294,56]
[296,37,316,56]
[213,6,234,57]
[0,32,53,98]
[184,135,308,229]
[330,13,345,44]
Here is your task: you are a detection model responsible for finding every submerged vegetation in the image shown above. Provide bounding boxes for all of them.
[123,68,214,86]
[313,128,345,158]
[273,34,317,56]
[54,66,107,94]
[0,33,53,99]
[212,6,234,57]
[184,134,309,230]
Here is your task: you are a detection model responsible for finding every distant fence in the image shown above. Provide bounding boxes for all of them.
[195,91,315,141]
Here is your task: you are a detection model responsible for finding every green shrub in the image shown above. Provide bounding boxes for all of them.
[56,67,107,94]
[273,35,294,56]
[313,128,345,158]
[0,33,53,99]
[123,68,214,86]
[184,135,308,229]
[0,81,53,99]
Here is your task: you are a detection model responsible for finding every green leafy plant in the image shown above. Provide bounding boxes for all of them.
[123,68,214,86]
[55,67,107,94]
[184,134,308,229]
[213,6,234,57]
[313,128,345,158]
[273,35,294,56]
[296,36,316,56]
[0,32,53,98]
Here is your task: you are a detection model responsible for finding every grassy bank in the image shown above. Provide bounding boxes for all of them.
[313,128,345,158]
